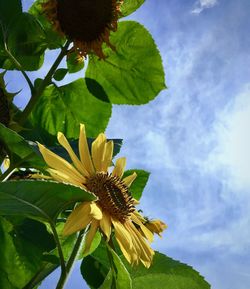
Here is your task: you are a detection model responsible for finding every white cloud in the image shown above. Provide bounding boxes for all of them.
[207,84,250,192]
[191,0,218,14]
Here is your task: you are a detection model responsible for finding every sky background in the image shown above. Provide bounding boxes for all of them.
[4,0,250,288]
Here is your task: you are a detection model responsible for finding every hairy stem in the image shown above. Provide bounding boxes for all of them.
[18,40,71,125]
[49,222,66,275]
[55,230,85,289]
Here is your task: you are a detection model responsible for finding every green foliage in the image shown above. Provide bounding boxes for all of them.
[0,3,47,71]
[0,123,45,169]
[0,180,96,222]
[53,68,68,81]
[81,242,211,289]
[120,0,145,17]
[29,0,66,50]
[126,252,211,289]
[100,247,132,289]
[86,21,166,104]
[66,51,85,73]
[0,216,54,289]
[123,169,150,200]
[28,79,112,145]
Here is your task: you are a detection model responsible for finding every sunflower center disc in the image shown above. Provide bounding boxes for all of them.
[56,0,114,42]
[86,172,135,222]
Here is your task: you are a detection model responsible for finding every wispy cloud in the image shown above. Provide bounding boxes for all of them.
[191,0,218,14]
[206,84,250,192]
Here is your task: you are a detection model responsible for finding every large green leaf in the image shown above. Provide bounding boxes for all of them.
[0,216,54,289]
[81,242,210,289]
[28,79,112,146]
[120,0,145,17]
[29,0,66,49]
[86,21,166,104]
[5,12,47,71]
[0,123,45,169]
[123,169,150,200]
[100,247,132,289]
[126,252,211,289]
[0,180,96,222]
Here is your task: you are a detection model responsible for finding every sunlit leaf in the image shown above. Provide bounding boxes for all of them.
[123,169,150,200]
[81,243,211,289]
[0,180,96,222]
[86,21,166,104]
[126,252,211,289]
[120,0,145,17]
[99,247,132,289]
[28,79,112,146]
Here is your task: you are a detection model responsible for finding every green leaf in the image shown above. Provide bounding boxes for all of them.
[29,0,65,49]
[0,0,22,28]
[0,216,53,289]
[28,79,112,146]
[120,0,145,17]
[5,12,46,71]
[0,123,45,169]
[100,247,132,289]
[53,68,68,81]
[126,252,211,289]
[67,51,85,73]
[123,169,150,200]
[86,21,166,104]
[82,242,210,289]
[0,180,96,222]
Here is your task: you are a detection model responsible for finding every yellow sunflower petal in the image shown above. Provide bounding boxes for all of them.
[112,157,126,178]
[115,234,133,264]
[63,202,92,236]
[47,168,85,187]
[79,124,95,175]
[83,219,99,255]
[99,212,111,240]
[38,143,85,183]
[122,172,137,187]
[91,133,106,171]
[131,213,154,243]
[57,132,89,176]
[101,141,113,172]
[89,203,102,220]
[112,218,132,249]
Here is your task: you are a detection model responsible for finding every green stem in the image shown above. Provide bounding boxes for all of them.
[4,46,34,93]
[49,222,66,275]
[56,230,85,289]
[18,40,71,125]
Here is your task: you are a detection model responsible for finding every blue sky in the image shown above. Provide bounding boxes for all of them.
[5,0,250,288]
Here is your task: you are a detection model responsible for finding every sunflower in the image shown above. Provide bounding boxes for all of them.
[38,124,167,268]
[42,0,122,59]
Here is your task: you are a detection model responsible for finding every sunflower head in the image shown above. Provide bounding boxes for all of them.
[38,124,167,268]
[42,0,122,59]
